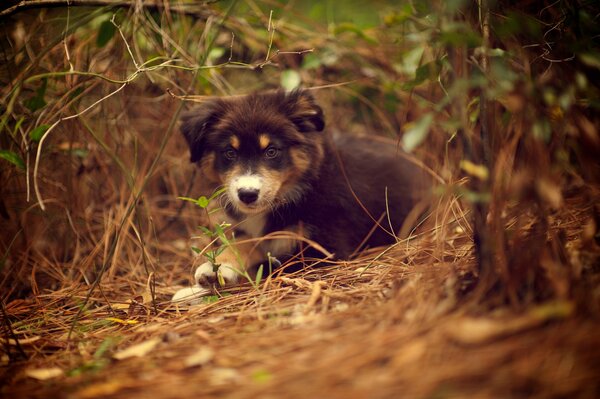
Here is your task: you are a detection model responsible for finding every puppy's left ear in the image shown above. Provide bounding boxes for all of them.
[180,101,222,163]
[285,90,325,133]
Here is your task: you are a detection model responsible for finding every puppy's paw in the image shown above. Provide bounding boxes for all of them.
[194,261,240,287]
[171,284,211,305]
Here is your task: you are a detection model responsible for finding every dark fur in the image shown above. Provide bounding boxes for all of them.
[181,90,430,263]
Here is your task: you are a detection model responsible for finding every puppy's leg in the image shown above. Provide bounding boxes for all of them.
[193,237,266,288]
[171,285,211,305]
[172,230,299,303]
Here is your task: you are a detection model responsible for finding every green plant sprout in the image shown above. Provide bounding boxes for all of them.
[178,187,272,290]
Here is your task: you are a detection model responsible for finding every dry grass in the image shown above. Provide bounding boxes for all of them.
[2,3,600,398]
[2,183,599,398]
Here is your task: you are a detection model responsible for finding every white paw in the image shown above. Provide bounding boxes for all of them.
[194,261,240,287]
[171,285,211,305]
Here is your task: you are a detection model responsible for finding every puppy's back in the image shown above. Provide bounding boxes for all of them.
[310,135,432,257]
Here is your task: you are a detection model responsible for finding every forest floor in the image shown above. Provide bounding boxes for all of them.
[2,192,599,399]
[2,3,600,398]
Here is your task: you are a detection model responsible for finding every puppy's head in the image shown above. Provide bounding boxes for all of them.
[180,90,325,215]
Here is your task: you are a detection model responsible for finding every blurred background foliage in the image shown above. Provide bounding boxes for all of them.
[0,0,599,308]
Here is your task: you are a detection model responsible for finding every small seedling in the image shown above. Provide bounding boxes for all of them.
[179,187,273,291]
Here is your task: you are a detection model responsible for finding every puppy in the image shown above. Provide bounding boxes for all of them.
[172,90,430,302]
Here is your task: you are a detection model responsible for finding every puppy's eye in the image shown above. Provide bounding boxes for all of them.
[223,149,237,160]
[264,147,280,159]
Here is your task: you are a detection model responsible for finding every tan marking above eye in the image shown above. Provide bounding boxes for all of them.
[259,134,270,150]
[230,136,240,149]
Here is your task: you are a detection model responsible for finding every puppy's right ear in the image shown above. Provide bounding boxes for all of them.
[180,102,221,163]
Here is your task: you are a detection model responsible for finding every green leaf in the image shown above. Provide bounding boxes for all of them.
[402,113,433,153]
[12,117,25,136]
[201,295,220,304]
[197,196,209,208]
[30,124,49,143]
[213,223,225,237]
[458,188,491,204]
[251,369,272,384]
[333,23,377,44]
[198,226,213,237]
[0,150,25,170]
[301,53,321,70]
[579,53,600,70]
[401,60,442,90]
[208,187,227,202]
[255,264,264,287]
[207,47,226,63]
[191,246,202,254]
[96,20,116,48]
[281,70,301,91]
[93,337,119,359]
[217,270,226,287]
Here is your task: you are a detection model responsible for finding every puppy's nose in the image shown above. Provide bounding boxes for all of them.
[237,188,259,205]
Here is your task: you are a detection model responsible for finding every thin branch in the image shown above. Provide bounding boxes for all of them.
[0,0,217,19]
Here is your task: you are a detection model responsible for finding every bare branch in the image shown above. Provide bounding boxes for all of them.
[0,0,217,19]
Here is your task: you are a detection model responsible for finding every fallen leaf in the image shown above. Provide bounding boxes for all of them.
[445,316,541,345]
[25,367,64,380]
[76,380,125,398]
[184,347,215,368]
[142,272,155,304]
[209,367,240,385]
[0,336,41,345]
[113,338,161,360]
[445,302,573,346]
[207,316,225,324]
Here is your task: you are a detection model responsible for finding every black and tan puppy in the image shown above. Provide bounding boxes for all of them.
[172,90,430,301]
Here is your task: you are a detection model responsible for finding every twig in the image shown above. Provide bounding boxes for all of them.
[0,0,217,19]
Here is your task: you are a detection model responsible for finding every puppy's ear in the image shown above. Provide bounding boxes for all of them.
[180,102,221,163]
[284,90,325,133]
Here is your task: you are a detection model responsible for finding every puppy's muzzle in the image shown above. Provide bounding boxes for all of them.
[237,188,259,205]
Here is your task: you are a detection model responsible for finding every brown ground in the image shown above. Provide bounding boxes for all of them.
[2,192,599,399]
[2,4,600,399]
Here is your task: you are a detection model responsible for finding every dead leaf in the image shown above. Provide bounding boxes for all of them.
[76,380,125,398]
[1,336,41,345]
[445,302,573,345]
[184,347,215,368]
[209,367,240,385]
[142,272,155,304]
[112,337,161,360]
[445,316,541,345]
[25,367,64,380]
